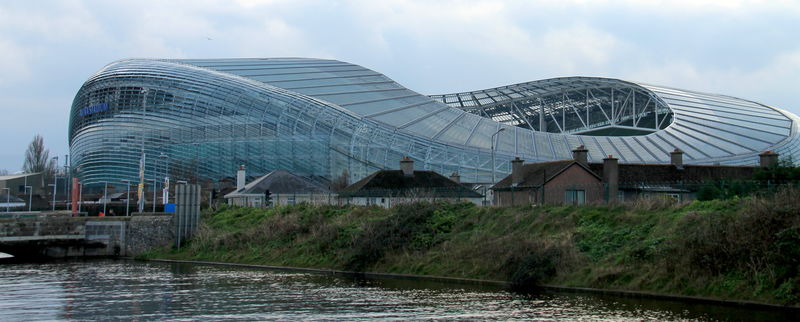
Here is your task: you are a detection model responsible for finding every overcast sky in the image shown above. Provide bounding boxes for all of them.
[1,0,798,172]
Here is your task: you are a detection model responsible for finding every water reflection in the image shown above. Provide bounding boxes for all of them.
[0,260,793,321]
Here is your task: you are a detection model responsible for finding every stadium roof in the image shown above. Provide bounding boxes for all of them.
[168,58,799,165]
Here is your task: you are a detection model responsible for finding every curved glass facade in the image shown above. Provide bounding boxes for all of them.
[69,58,800,187]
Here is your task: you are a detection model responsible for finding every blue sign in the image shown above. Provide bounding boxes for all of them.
[79,103,109,117]
[164,203,176,213]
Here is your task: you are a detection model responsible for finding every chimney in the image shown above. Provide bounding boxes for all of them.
[670,149,684,169]
[759,150,779,167]
[400,156,414,176]
[236,165,246,190]
[511,157,524,185]
[449,172,461,183]
[603,155,619,202]
[572,145,588,166]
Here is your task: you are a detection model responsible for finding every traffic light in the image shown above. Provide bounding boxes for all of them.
[264,189,272,207]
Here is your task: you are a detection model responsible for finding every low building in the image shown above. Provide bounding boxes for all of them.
[492,146,766,206]
[0,172,46,197]
[338,157,484,207]
[224,167,332,207]
[0,193,26,209]
[491,156,604,206]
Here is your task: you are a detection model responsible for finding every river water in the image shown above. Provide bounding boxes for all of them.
[0,260,793,321]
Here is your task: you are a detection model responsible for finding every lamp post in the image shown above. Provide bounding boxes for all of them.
[148,178,157,213]
[138,88,149,213]
[121,179,131,216]
[491,128,506,186]
[2,187,9,213]
[160,153,169,204]
[25,186,32,212]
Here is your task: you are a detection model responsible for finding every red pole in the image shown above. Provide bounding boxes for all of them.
[71,178,79,216]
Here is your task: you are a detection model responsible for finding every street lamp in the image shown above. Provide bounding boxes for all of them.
[160,153,169,204]
[491,128,506,186]
[25,186,32,212]
[121,179,131,216]
[138,88,149,213]
[2,187,9,213]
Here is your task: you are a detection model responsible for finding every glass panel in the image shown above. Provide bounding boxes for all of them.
[404,109,461,139]
[436,114,481,145]
[371,102,444,128]
[465,119,499,149]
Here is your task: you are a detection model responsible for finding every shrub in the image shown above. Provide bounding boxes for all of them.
[503,242,562,291]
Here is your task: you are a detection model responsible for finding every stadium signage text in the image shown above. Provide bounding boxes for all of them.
[79,103,109,117]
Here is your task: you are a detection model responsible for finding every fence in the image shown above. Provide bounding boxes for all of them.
[175,184,201,247]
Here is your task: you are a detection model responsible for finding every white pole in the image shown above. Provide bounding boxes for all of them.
[139,89,148,213]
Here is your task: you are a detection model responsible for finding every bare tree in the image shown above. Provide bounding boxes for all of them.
[23,135,53,175]
[330,169,349,192]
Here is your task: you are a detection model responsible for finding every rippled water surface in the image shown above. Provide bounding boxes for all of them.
[0,260,793,321]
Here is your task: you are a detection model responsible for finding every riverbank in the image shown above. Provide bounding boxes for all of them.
[140,188,800,307]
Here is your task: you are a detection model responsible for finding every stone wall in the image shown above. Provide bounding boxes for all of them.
[126,214,175,256]
[0,215,89,237]
[0,213,176,258]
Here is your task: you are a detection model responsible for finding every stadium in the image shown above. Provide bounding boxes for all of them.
[68,58,800,187]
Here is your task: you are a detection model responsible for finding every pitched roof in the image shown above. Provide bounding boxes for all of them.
[587,163,756,184]
[224,169,329,198]
[494,158,757,190]
[0,172,42,181]
[338,170,483,198]
[492,160,600,190]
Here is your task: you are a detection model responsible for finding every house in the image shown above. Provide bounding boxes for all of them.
[491,147,604,206]
[0,172,46,197]
[224,166,332,207]
[492,146,767,206]
[338,157,484,207]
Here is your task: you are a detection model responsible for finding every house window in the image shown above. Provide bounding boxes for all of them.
[565,189,586,205]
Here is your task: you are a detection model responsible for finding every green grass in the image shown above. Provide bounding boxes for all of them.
[141,188,800,306]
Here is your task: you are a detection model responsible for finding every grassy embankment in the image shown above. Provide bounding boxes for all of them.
[141,188,800,306]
